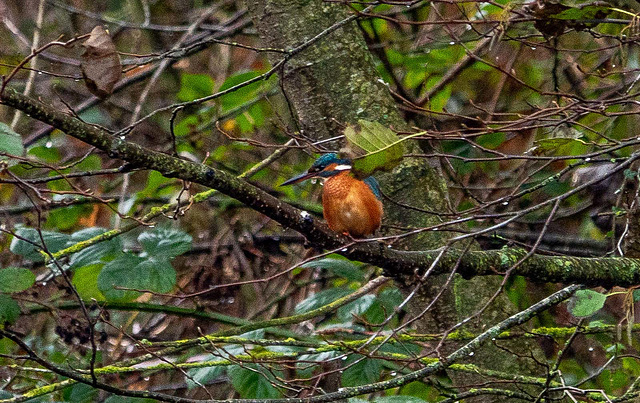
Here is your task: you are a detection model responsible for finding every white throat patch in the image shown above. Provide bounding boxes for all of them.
[333,164,352,171]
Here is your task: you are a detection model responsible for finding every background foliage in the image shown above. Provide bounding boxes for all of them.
[2,0,640,401]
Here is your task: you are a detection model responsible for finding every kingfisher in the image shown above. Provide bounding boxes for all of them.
[281,153,383,238]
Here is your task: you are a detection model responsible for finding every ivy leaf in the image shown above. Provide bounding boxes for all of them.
[570,289,607,317]
[294,287,353,314]
[138,227,192,258]
[0,295,21,324]
[0,267,35,293]
[97,254,176,301]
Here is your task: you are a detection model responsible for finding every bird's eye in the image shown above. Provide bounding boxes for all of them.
[308,166,320,173]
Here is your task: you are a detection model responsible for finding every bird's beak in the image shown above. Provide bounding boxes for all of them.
[280,171,316,186]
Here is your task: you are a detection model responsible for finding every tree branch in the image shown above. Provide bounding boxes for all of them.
[3,88,640,287]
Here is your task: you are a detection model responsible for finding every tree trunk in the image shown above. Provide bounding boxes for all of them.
[246,1,538,400]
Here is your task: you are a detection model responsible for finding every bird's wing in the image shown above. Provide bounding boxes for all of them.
[363,176,382,200]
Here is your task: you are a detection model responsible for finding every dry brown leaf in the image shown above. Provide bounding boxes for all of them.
[81,26,122,98]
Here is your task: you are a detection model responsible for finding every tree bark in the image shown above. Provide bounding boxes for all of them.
[245,1,539,400]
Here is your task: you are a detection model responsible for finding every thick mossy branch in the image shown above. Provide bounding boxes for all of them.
[3,88,640,287]
[374,247,640,288]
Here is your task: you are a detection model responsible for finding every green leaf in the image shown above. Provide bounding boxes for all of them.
[344,120,406,176]
[73,264,105,301]
[186,365,226,389]
[63,383,98,403]
[364,287,404,325]
[294,287,353,314]
[338,294,376,322]
[138,171,175,199]
[0,122,24,160]
[228,364,282,399]
[428,83,451,112]
[97,254,144,301]
[27,144,62,163]
[552,5,609,21]
[10,227,71,262]
[218,71,274,112]
[379,338,421,356]
[74,154,102,171]
[297,351,338,377]
[600,368,630,393]
[301,257,365,282]
[403,69,427,90]
[606,343,626,354]
[67,227,123,269]
[477,132,506,149]
[47,204,86,231]
[0,267,35,293]
[138,227,192,258]
[0,295,21,324]
[342,356,382,387]
[97,254,176,301]
[174,114,199,137]
[570,289,607,317]
[378,287,404,312]
[64,223,103,240]
[177,73,214,102]
[532,138,589,156]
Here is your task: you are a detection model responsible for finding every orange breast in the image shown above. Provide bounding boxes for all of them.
[322,173,383,238]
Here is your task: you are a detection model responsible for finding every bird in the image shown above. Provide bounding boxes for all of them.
[281,153,383,238]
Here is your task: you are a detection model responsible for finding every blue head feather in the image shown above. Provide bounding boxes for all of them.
[311,153,350,169]
[311,153,352,178]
